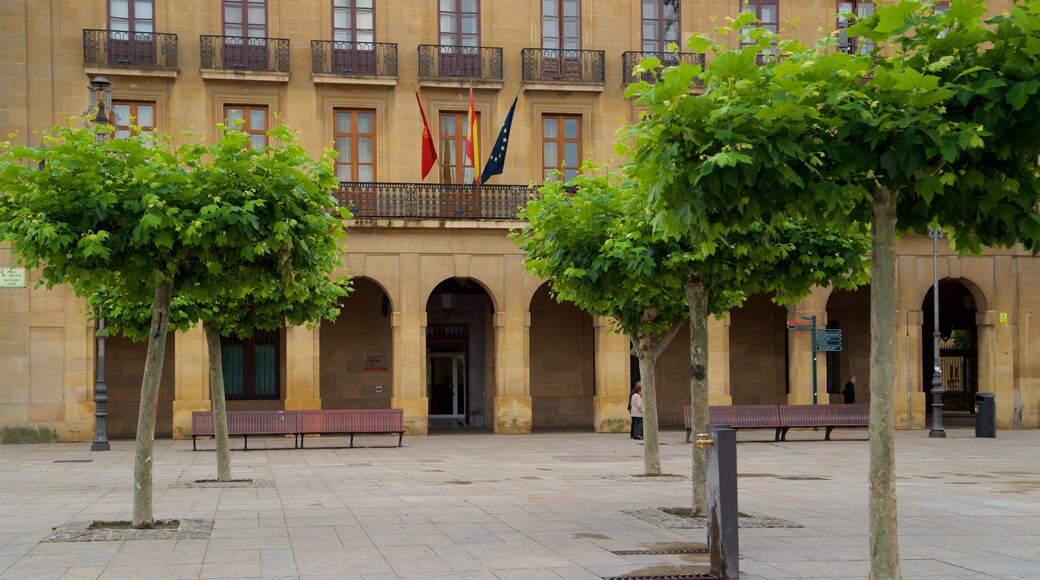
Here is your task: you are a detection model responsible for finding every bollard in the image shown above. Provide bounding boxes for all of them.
[701,427,739,579]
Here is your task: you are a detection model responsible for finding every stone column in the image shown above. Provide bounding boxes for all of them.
[895,310,926,430]
[390,309,429,435]
[708,314,733,406]
[592,317,630,433]
[171,327,210,439]
[493,309,531,434]
[786,301,828,406]
[284,324,321,411]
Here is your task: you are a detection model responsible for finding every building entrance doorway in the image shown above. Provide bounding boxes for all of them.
[428,351,467,420]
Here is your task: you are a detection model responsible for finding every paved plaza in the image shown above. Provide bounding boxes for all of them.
[0,425,1037,579]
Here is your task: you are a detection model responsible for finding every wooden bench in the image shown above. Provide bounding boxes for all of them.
[191,410,297,451]
[191,409,404,450]
[683,404,869,442]
[295,409,404,448]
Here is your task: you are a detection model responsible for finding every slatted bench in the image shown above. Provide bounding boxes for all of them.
[777,404,869,441]
[191,410,297,451]
[683,404,869,442]
[191,409,405,450]
[295,409,404,448]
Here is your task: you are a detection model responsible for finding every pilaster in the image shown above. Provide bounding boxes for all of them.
[171,326,210,439]
[592,317,630,433]
[284,324,321,411]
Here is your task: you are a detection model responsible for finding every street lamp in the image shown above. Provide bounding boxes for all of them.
[929,227,946,438]
[88,76,113,452]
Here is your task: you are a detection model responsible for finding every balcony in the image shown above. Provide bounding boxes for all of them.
[334,182,537,220]
[82,29,178,78]
[521,48,605,91]
[417,45,504,89]
[200,35,290,82]
[621,51,705,86]
[311,41,398,86]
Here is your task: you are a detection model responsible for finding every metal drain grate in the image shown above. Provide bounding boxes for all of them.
[53,459,93,463]
[612,548,710,556]
[601,574,717,580]
[777,475,828,481]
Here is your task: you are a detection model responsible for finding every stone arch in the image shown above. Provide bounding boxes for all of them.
[728,293,788,405]
[425,277,495,427]
[825,286,871,404]
[921,278,984,416]
[319,277,394,409]
[528,282,596,428]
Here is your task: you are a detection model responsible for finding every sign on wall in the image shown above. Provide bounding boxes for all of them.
[0,268,26,288]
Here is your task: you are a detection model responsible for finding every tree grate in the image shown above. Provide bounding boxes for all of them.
[53,459,93,463]
[601,574,717,580]
[612,548,710,556]
[777,475,828,480]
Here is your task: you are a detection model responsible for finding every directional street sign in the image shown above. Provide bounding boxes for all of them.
[814,328,843,352]
[786,320,813,329]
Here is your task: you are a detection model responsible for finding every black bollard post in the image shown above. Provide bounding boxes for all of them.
[704,427,739,579]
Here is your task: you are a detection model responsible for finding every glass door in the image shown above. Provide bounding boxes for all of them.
[427,353,466,419]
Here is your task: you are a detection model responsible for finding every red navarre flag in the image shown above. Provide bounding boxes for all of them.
[416,90,438,180]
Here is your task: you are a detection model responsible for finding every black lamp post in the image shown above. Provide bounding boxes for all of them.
[929,227,946,438]
[88,76,113,452]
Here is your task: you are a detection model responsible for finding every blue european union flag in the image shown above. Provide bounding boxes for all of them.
[480,95,518,184]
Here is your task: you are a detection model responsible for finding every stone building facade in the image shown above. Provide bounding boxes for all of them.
[1,0,1036,443]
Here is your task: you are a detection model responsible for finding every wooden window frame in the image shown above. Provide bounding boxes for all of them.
[542,113,582,183]
[224,104,269,149]
[108,0,154,33]
[222,0,267,38]
[541,0,581,50]
[740,0,779,51]
[112,100,156,139]
[641,0,681,54]
[837,0,874,55]
[332,0,375,44]
[439,0,480,47]
[333,108,377,182]
[221,330,281,401]
[439,110,479,185]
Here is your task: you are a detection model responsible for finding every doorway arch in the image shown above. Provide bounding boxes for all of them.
[922,279,982,414]
[528,283,595,428]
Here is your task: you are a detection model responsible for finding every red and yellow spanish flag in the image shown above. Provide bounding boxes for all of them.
[465,87,481,185]
[416,90,438,180]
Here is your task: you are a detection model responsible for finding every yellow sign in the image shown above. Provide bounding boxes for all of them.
[999,312,1008,323]
[0,268,26,288]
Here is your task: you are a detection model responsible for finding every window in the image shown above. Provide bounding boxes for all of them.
[439,0,479,47]
[837,0,874,55]
[109,0,153,33]
[542,114,581,182]
[333,0,374,44]
[223,0,266,38]
[225,105,268,149]
[333,109,376,182]
[331,0,375,73]
[542,0,580,50]
[221,330,280,400]
[440,111,479,184]
[740,0,779,54]
[113,100,155,139]
[642,0,680,53]
[108,0,155,65]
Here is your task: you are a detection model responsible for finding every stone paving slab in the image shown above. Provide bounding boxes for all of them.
[0,427,1037,579]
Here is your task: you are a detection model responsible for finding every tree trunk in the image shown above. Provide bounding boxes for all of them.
[869,186,902,579]
[632,332,662,476]
[131,276,173,528]
[685,279,709,517]
[204,321,232,482]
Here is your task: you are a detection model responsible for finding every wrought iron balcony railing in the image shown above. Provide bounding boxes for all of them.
[200,35,290,73]
[83,29,178,69]
[418,45,503,81]
[621,51,705,85]
[311,41,398,77]
[521,48,605,84]
[334,182,538,220]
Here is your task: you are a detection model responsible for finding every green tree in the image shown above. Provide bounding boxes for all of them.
[517,167,870,506]
[622,2,1039,575]
[0,122,345,527]
[517,167,693,476]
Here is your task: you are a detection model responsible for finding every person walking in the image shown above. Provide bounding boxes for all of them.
[630,382,644,440]
[843,375,857,404]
